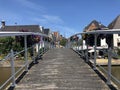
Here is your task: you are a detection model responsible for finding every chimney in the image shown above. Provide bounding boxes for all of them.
[1,20,5,28]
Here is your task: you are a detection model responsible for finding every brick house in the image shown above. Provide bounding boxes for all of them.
[83,20,108,46]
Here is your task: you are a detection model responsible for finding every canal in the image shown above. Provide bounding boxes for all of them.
[99,65,120,89]
[0,67,20,89]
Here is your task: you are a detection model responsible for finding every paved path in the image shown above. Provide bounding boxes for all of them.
[15,48,110,90]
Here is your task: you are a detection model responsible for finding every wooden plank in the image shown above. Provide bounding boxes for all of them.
[14,48,110,90]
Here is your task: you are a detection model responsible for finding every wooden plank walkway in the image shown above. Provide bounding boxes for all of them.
[15,48,110,90]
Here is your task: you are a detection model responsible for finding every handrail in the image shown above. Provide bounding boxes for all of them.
[72,46,120,89]
[69,30,120,89]
[0,43,50,89]
[0,31,51,89]
[0,32,48,37]
[0,46,31,89]
[70,29,120,38]
[97,64,120,84]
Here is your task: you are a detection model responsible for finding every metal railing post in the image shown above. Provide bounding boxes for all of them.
[47,38,49,49]
[86,44,89,62]
[94,34,97,70]
[49,40,51,49]
[76,41,79,51]
[44,39,46,53]
[81,39,84,57]
[41,36,44,55]
[24,35,28,71]
[107,47,112,85]
[38,42,40,54]
[33,44,36,63]
[10,49,16,87]
[43,37,45,53]
[40,42,42,55]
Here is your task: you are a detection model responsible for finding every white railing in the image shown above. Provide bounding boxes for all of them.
[0,32,52,89]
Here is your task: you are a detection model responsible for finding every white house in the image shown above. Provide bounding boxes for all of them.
[108,15,120,47]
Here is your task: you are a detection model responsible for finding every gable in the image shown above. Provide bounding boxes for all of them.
[84,20,106,32]
[108,15,120,29]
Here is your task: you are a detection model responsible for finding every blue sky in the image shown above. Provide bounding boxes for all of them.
[0,0,120,37]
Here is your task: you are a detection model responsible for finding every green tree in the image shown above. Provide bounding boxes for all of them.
[0,37,23,55]
[60,39,67,46]
[0,37,14,54]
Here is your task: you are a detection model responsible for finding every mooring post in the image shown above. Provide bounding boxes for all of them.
[24,35,28,71]
[10,49,16,87]
[107,47,112,85]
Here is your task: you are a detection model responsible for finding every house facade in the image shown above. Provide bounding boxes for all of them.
[53,32,60,47]
[83,20,108,47]
[0,21,45,52]
[108,15,120,47]
[83,15,120,48]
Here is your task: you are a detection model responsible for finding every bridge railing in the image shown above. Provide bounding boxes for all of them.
[68,29,120,89]
[0,32,52,89]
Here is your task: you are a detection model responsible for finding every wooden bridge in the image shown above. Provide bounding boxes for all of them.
[14,48,110,90]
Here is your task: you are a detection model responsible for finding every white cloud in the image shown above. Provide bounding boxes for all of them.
[0,0,78,37]
[42,15,64,24]
[16,0,45,12]
[32,15,77,37]
[33,15,64,24]
[56,25,78,38]
[33,18,47,24]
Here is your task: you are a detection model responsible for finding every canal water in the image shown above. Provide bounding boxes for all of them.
[0,67,11,86]
[99,65,120,89]
[0,67,20,89]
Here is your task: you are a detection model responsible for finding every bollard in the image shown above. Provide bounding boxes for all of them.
[10,49,16,87]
